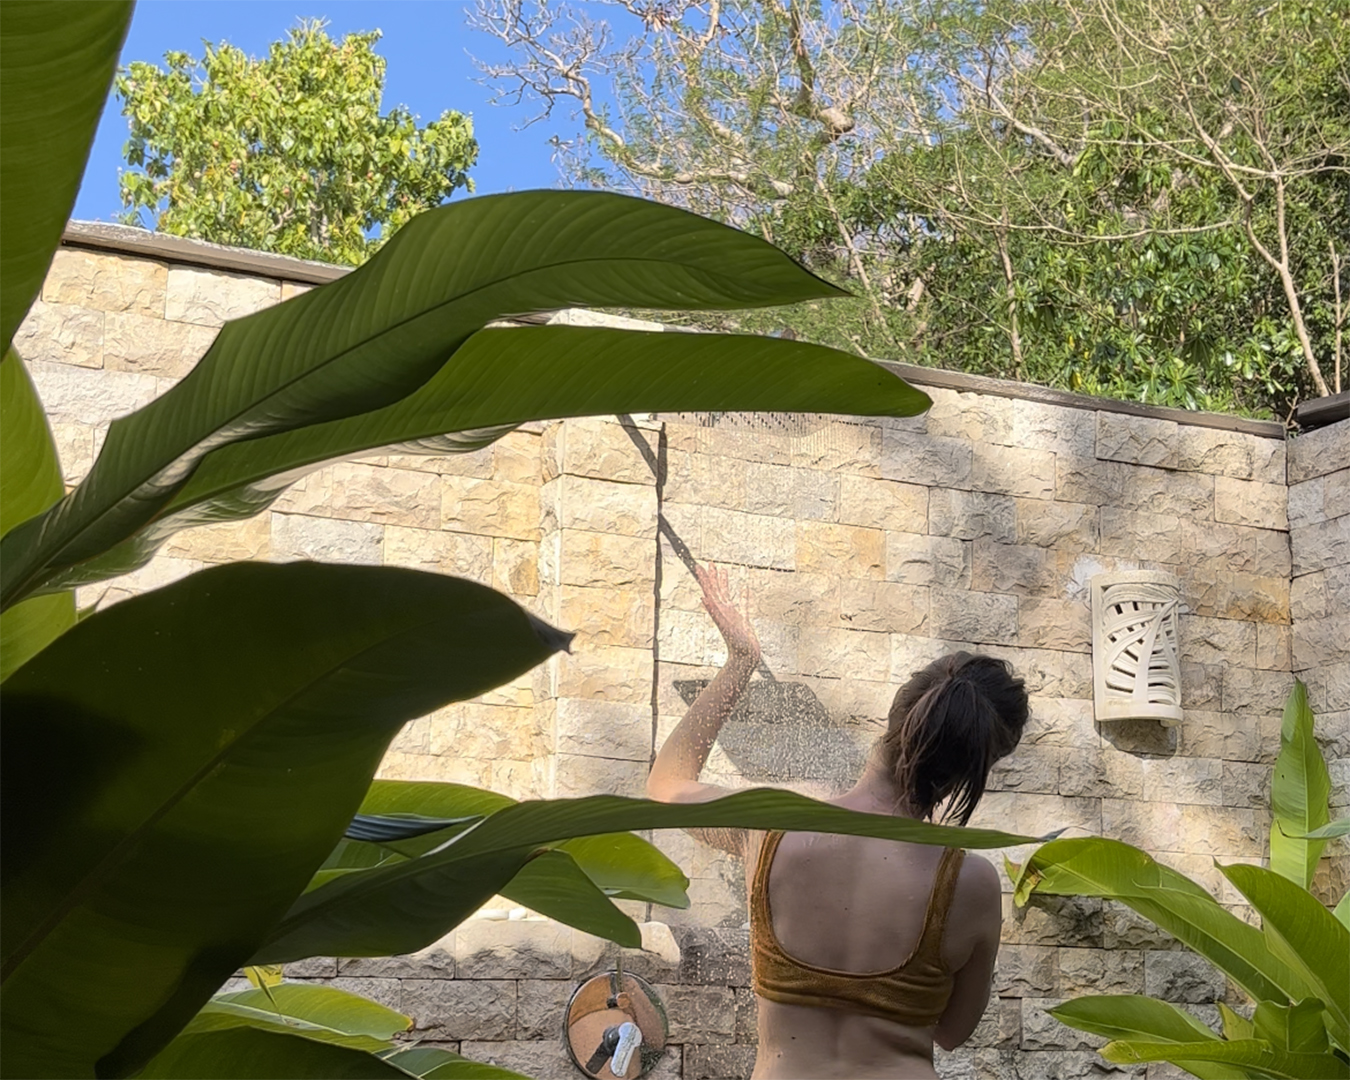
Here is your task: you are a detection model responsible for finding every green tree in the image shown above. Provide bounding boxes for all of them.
[476,0,1349,418]
[116,19,478,265]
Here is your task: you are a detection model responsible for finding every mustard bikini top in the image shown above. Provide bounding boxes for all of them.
[750,830,965,1028]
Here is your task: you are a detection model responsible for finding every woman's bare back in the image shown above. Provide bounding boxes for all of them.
[746,830,1002,1079]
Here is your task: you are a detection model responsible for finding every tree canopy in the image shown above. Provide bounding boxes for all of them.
[476,0,1348,418]
[117,19,478,265]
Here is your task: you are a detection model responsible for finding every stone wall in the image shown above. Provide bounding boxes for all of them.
[19,226,1347,1080]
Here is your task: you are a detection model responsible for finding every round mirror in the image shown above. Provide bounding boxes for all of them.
[563,970,668,1078]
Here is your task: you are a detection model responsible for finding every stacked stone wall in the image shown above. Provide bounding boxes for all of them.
[18,228,1347,1080]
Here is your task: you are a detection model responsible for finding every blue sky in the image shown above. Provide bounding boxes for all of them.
[74,0,610,223]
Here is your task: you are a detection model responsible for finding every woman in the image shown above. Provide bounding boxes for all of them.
[647,565,1029,1079]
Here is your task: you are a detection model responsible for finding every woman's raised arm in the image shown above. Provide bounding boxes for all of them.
[647,564,760,812]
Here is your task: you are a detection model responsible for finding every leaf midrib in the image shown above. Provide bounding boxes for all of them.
[0,610,447,982]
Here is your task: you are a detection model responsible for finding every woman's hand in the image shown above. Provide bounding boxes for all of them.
[695,563,761,663]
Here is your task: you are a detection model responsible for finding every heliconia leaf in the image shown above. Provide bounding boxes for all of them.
[23,324,929,593]
[1012,837,1312,1008]
[0,351,74,680]
[0,563,567,1079]
[252,788,1043,964]
[343,813,483,843]
[499,849,642,947]
[1100,1038,1350,1079]
[136,1026,415,1079]
[1048,996,1245,1080]
[1,2,133,352]
[207,985,412,1042]
[1219,863,1350,1047]
[0,191,869,609]
[384,1047,531,1080]
[1280,818,1350,841]
[1252,998,1329,1055]
[1217,1002,1256,1042]
[1269,681,1332,889]
[1335,890,1350,931]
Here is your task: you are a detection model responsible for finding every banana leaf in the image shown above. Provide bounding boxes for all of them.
[0,1,132,351]
[252,788,1045,964]
[1101,1038,1350,1079]
[1269,681,1332,888]
[0,562,567,1079]
[0,351,73,680]
[0,190,885,609]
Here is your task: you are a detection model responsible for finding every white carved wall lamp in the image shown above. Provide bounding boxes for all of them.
[1091,570,1184,725]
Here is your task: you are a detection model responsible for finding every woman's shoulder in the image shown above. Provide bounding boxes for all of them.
[950,851,1004,925]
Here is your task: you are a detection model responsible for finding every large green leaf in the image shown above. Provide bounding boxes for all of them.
[29,324,929,593]
[0,191,857,609]
[1220,863,1350,1047]
[135,1027,414,1079]
[1014,837,1310,1007]
[1101,1038,1350,1080]
[0,351,73,679]
[206,985,411,1043]
[555,832,691,908]
[1283,818,1350,841]
[1336,890,1350,931]
[500,849,643,946]
[1251,999,1330,1055]
[1047,996,1246,1080]
[0,2,133,352]
[0,562,567,1079]
[384,1047,530,1080]
[252,788,1043,964]
[1269,681,1332,888]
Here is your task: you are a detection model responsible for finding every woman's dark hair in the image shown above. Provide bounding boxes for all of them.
[881,652,1028,826]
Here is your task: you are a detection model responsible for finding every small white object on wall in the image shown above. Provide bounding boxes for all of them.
[1091,570,1184,725]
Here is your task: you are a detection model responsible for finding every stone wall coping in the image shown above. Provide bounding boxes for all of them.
[62,220,1286,440]
[63,221,350,285]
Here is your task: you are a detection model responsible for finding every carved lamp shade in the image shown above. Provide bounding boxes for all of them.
[1091,570,1183,725]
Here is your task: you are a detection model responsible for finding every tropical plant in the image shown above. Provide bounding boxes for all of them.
[475,0,1350,418]
[116,18,478,265]
[1,4,1049,1078]
[1011,682,1350,1080]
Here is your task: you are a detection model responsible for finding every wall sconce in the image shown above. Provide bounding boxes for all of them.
[1091,570,1183,725]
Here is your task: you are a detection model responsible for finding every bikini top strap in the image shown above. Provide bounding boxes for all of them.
[751,830,785,922]
[915,847,966,959]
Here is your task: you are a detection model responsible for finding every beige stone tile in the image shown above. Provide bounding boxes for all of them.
[1014,498,1098,553]
[271,513,383,564]
[970,539,1058,596]
[929,586,1018,644]
[14,301,104,368]
[325,462,440,529]
[838,578,927,635]
[886,532,970,588]
[796,520,883,579]
[540,474,657,538]
[44,249,168,316]
[163,515,270,563]
[280,281,313,301]
[545,415,656,485]
[556,583,653,649]
[492,537,540,597]
[554,644,653,704]
[796,625,891,682]
[427,702,547,761]
[1017,596,1090,653]
[834,473,928,534]
[554,529,652,589]
[1096,412,1178,468]
[50,421,95,486]
[971,442,1056,500]
[1287,421,1350,483]
[1215,475,1287,531]
[165,266,281,326]
[880,428,973,488]
[555,697,652,761]
[103,311,216,378]
[1179,615,1257,667]
[1185,568,1288,624]
[664,449,747,509]
[382,525,492,582]
[929,488,1015,543]
[699,506,794,569]
[442,474,541,541]
[924,386,1014,443]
